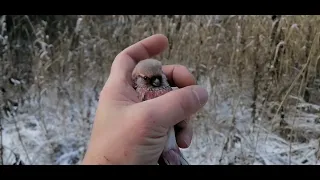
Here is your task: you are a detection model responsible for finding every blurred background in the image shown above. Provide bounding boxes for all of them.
[1,15,320,165]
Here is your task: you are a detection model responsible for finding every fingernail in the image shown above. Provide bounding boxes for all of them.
[192,86,208,107]
[184,134,191,146]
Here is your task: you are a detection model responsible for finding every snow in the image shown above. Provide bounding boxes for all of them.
[2,15,320,164]
[2,68,320,165]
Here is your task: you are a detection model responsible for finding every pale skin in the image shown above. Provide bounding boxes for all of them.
[82,34,209,165]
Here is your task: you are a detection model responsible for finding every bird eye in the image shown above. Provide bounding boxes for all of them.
[143,76,149,80]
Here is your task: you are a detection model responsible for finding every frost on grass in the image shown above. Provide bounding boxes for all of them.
[182,71,320,165]
[2,15,320,165]
[2,82,97,165]
[3,69,320,165]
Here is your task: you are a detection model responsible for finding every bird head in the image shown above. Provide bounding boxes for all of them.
[132,59,169,90]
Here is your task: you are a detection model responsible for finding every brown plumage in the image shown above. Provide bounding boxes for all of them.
[132,58,189,165]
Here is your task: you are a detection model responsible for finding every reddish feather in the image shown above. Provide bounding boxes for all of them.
[137,86,172,101]
[132,59,189,165]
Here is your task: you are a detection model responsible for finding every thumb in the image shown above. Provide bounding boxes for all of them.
[134,85,208,127]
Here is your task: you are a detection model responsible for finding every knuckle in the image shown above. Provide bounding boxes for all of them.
[179,88,198,116]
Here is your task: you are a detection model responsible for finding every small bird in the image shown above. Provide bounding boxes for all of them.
[132,58,189,165]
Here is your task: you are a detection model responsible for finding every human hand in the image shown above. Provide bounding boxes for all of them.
[82,34,208,165]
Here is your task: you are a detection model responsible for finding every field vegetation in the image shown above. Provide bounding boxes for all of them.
[1,15,320,165]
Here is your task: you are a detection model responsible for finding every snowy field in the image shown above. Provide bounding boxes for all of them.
[3,69,320,165]
[1,15,320,165]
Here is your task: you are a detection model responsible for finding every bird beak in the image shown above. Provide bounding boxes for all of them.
[152,78,161,87]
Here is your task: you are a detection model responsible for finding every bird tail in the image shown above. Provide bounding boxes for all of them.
[158,148,189,165]
[158,127,190,165]
[179,153,189,165]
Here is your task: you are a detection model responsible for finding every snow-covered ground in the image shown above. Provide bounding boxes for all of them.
[2,67,320,165]
[183,73,320,165]
[2,15,320,165]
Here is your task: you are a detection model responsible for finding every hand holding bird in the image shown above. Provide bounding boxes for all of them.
[132,58,190,165]
[82,34,208,165]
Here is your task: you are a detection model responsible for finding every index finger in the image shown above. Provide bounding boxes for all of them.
[109,34,168,84]
[162,65,197,88]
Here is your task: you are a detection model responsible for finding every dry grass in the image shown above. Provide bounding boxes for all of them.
[2,15,320,165]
